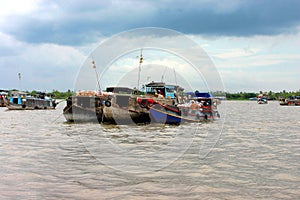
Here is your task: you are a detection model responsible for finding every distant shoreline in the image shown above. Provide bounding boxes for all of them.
[1,89,299,100]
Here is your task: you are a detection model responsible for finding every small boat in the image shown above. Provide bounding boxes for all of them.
[149,93,221,124]
[279,96,300,106]
[6,92,56,110]
[257,98,268,104]
[257,94,268,104]
[143,84,220,124]
[178,92,221,120]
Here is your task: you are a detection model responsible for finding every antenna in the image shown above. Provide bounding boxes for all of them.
[91,57,102,93]
[137,48,143,91]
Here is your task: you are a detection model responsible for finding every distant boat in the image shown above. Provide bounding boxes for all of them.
[257,94,268,104]
[6,92,57,110]
[279,96,300,106]
[249,97,258,101]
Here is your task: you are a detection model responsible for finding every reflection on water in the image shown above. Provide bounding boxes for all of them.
[0,101,299,199]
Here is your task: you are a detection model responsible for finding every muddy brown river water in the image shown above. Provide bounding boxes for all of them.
[0,101,299,199]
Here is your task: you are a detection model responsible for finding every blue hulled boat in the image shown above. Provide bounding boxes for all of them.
[148,89,220,124]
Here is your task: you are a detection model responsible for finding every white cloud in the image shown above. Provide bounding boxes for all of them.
[0,32,86,91]
[0,0,39,18]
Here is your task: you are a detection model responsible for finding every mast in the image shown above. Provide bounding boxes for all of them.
[137,49,143,91]
[173,67,180,103]
[92,59,102,93]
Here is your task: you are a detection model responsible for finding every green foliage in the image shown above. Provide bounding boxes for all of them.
[51,89,74,99]
[225,90,300,100]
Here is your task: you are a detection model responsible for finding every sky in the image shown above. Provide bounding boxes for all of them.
[0,0,299,93]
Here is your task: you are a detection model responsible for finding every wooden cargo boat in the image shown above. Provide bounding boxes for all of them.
[63,87,150,124]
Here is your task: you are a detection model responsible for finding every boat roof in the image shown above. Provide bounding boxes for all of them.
[146,82,172,87]
[10,91,28,96]
[106,87,134,94]
[145,82,184,91]
[186,91,213,98]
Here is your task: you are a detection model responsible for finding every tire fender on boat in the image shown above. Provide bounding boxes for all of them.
[105,101,111,107]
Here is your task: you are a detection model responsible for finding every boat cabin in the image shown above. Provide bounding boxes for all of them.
[8,91,55,109]
[9,92,28,105]
[145,82,178,99]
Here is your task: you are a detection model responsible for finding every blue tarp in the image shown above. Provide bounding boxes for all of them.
[195,92,212,98]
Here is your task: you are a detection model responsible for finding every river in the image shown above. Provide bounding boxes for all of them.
[0,101,299,199]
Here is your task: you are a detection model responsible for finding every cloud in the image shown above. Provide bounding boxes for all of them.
[1,0,300,45]
[185,33,300,92]
[1,1,299,93]
[0,32,85,91]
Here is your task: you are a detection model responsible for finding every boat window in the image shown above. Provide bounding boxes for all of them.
[166,87,174,93]
[13,98,19,104]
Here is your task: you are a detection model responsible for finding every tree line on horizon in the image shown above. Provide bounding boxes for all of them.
[48,89,300,100]
[3,89,300,100]
[220,90,300,100]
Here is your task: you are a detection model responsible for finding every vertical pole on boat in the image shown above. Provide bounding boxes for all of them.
[137,49,143,91]
[92,59,102,93]
[18,72,22,91]
[173,67,178,86]
[173,67,180,103]
[161,66,167,82]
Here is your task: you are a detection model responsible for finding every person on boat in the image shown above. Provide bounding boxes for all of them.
[190,100,199,110]
[156,90,164,99]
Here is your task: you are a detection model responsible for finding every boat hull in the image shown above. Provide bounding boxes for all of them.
[149,105,182,124]
[63,104,102,123]
[150,104,220,124]
[279,100,300,106]
[103,106,150,124]
[6,103,55,110]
